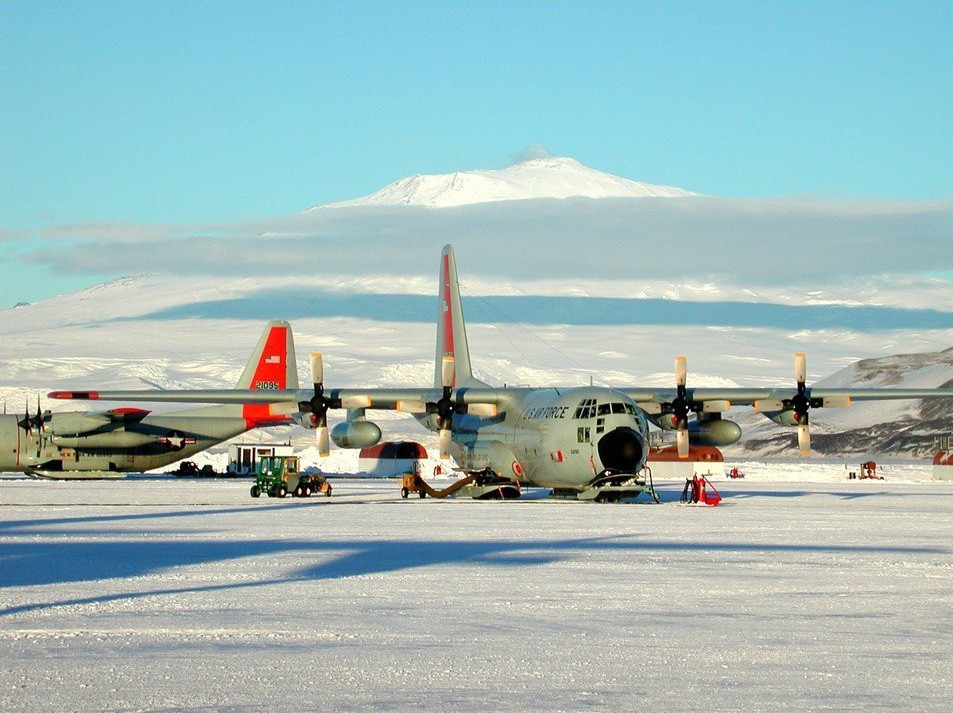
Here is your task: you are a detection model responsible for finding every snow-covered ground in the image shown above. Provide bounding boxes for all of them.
[1,470,950,712]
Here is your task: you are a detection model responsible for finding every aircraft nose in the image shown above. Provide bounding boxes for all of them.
[596,427,647,473]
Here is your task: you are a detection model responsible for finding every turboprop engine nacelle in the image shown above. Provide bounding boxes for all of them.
[50,431,160,449]
[761,410,800,427]
[47,412,112,436]
[330,420,382,449]
[687,417,743,447]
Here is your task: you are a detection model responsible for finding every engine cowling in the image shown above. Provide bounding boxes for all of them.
[760,410,800,427]
[50,431,159,449]
[48,412,112,436]
[330,420,382,449]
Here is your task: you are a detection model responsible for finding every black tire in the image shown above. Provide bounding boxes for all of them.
[325,485,332,497]
[250,485,260,498]
[419,491,426,499]
[400,487,409,499]
[293,486,303,498]
[277,485,287,498]
[303,484,312,497]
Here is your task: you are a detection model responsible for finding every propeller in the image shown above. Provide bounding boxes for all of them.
[426,356,456,459]
[17,396,44,433]
[300,353,339,457]
[672,356,690,459]
[791,352,812,454]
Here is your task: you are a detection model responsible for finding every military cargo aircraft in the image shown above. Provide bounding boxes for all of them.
[9,321,297,479]
[50,246,953,499]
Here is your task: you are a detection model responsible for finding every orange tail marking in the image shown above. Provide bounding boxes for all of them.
[243,325,291,428]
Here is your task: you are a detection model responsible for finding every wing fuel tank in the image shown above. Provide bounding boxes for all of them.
[330,420,383,449]
[688,418,743,446]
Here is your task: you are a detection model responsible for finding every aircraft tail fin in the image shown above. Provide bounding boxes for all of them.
[236,320,299,390]
[435,245,484,388]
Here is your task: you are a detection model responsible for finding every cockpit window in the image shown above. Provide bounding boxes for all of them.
[611,403,626,414]
[624,403,636,416]
[597,403,611,415]
[573,398,596,419]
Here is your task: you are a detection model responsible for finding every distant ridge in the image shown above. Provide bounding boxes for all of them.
[309,156,698,210]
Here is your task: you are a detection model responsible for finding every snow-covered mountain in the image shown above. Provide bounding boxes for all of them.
[310,156,698,209]
[736,347,953,458]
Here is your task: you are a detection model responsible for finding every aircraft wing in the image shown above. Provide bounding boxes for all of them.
[624,387,953,407]
[48,387,506,410]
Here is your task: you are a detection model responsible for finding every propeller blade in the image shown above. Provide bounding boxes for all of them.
[675,356,687,388]
[438,427,452,460]
[441,356,455,390]
[794,352,807,386]
[317,425,331,457]
[310,353,324,386]
[797,422,811,454]
[676,427,689,459]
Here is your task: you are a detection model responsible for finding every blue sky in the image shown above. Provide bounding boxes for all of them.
[2,1,952,304]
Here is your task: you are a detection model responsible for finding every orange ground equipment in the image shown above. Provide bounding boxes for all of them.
[848,461,884,480]
[400,472,476,499]
[680,475,722,506]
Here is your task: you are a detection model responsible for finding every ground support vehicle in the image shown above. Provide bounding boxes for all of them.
[250,455,332,498]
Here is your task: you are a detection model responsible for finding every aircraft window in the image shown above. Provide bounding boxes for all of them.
[611,403,625,414]
[575,399,597,419]
[624,403,636,415]
[597,403,611,415]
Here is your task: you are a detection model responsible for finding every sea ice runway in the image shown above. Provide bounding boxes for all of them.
[0,472,950,712]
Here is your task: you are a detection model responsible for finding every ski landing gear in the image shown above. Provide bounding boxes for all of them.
[398,469,520,499]
[553,468,661,503]
[455,469,522,500]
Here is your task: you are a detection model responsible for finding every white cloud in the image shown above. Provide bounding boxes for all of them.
[19,196,953,284]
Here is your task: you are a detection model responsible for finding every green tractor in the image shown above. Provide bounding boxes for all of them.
[250,455,332,499]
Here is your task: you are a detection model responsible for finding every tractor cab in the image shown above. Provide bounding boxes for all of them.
[251,455,332,498]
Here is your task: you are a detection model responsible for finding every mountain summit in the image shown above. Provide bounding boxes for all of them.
[310,157,698,210]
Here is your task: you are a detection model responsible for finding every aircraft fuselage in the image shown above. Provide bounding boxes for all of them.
[0,409,252,476]
[417,386,650,490]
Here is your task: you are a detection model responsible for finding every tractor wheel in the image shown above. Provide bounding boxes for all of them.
[400,487,409,499]
[419,490,426,499]
[293,485,303,498]
[277,485,287,498]
[250,485,260,498]
[303,484,312,497]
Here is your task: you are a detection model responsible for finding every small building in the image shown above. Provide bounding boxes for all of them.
[932,451,953,481]
[358,441,428,477]
[228,442,294,476]
[647,445,724,479]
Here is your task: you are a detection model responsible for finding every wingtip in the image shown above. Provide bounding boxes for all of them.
[48,391,99,400]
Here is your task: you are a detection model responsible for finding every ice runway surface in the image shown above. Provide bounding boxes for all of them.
[1,470,950,712]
